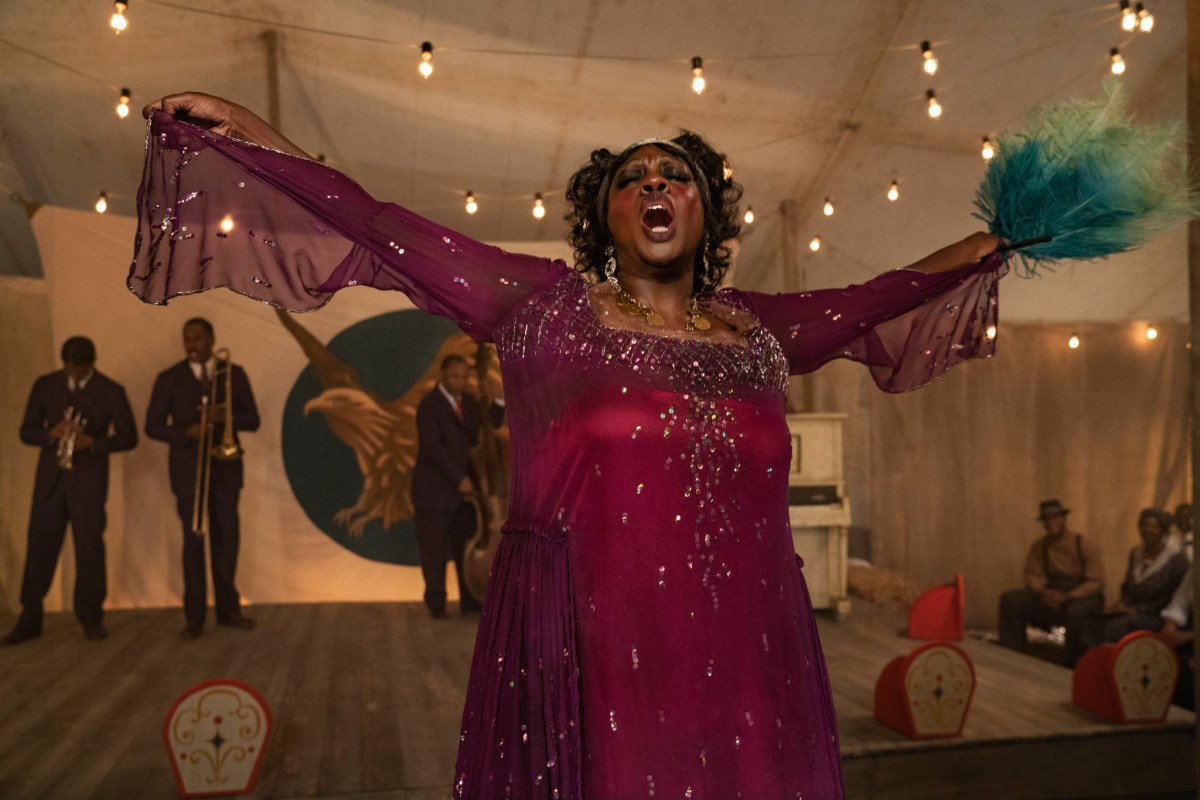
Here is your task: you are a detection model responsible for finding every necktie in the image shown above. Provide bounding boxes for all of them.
[199,363,211,395]
[454,396,464,421]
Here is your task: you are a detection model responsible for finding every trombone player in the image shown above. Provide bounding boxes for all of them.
[2,336,137,645]
[147,318,260,640]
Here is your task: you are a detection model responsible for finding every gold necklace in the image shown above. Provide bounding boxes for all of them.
[610,281,712,332]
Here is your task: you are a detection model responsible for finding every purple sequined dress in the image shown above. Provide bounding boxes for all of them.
[130,113,1006,799]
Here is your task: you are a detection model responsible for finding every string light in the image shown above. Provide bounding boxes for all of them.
[219,214,235,233]
[722,161,733,181]
[532,193,546,220]
[986,325,997,340]
[743,206,754,225]
[920,41,938,76]
[1120,0,1137,31]
[116,87,131,119]
[822,197,834,217]
[1146,325,1158,340]
[63,14,1135,248]
[1109,47,1125,75]
[110,1,128,33]
[94,191,107,214]
[419,42,434,78]
[1136,3,1153,32]
[1068,334,1080,350]
[691,56,706,95]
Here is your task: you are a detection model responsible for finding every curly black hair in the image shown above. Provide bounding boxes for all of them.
[564,130,743,296]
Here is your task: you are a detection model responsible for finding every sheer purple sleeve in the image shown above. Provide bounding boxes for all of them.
[722,252,1007,392]
[127,111,569,341]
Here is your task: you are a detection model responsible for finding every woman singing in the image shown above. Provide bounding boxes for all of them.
[132,92,1002,798]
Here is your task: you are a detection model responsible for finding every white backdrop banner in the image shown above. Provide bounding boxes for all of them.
[1,206,569,611]
[0,276,55,613]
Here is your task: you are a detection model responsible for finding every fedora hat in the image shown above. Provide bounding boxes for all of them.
[1036,499,1070,520]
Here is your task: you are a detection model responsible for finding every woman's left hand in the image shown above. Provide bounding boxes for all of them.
[907,231,1002,274]
[955,231,1002,263]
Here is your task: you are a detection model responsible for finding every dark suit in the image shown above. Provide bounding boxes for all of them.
[145,359,259,625]
[412,387,501,614]
[16,370,137,632]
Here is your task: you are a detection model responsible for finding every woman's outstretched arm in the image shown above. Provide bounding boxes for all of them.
[723,233,1007,391]
[129,101,570,339]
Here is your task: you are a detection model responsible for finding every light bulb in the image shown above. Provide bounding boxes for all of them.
[1068,334,1080,350]
[219,214,235,233]
[1136,3,1153,32]
[920,41,938,76]
[809,236,821,252]
[1146,325,1158,340]
[981,136,995,161]
[722,161,733,181]
[110,1,127,33]
[532,193,546,220]
[94,191,108,214]
[465,191,478,215]
[743,206,754,225]
[1110,48,1125,75]
[116,87,131,119]
[822,197,834,217]
[419,42,434,78]
[1120,0,1137,30]
[887,181,899,202]
[691,56,706,95]
[926,89,941,119]
[985,325,997,340]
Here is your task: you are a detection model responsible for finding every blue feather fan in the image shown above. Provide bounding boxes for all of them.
[974,80,1198,276]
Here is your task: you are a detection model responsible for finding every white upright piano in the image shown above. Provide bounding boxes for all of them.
[786,413,852,618]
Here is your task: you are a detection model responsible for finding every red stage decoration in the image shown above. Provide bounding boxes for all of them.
[874,642,976,739]
[1072,631,1179,724]
[163,679,273,797]
[907,571,965,641]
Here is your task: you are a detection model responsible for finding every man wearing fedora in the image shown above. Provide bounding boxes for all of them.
[998,499,1104,666]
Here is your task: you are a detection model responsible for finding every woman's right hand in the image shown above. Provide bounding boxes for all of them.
[142,92,249,139]
[142,91,311,159]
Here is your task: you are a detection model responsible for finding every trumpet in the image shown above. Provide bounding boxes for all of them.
[191,348,244,537]
[56,407,86,471]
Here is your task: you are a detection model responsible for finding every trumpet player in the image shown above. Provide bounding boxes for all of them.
[2,337,136,646]
[146,318,260,640]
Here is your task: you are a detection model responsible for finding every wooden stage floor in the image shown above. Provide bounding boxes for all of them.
[0,601,1192,799]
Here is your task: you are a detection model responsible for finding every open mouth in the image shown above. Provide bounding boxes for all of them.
[641,203,674,235]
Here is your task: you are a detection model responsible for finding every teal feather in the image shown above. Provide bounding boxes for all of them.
[973,80,1198,277]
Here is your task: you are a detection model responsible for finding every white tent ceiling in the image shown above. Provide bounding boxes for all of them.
[0,0,1189,320]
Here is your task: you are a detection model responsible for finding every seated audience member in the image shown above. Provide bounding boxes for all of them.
[1102,507,1189,642]
[1167,502,1193,560]
[1160,569,1193,710]
[998,499,1104,666]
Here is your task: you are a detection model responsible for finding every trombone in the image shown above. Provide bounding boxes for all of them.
[191,348,244,537]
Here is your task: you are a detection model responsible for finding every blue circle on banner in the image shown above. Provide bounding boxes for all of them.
[281,309,462,565]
